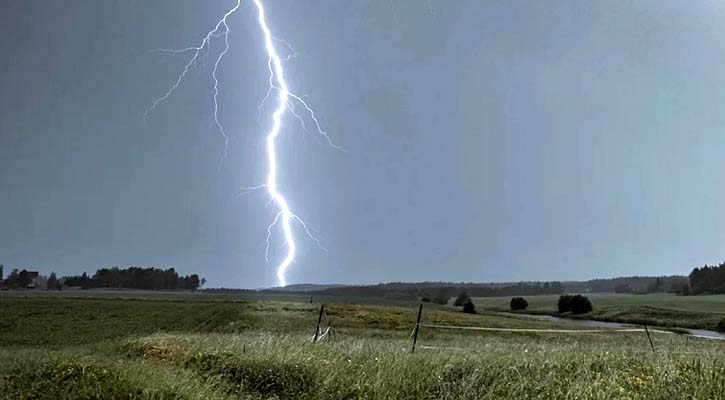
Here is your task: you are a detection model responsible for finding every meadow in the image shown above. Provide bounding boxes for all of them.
[472,292,725,331]
[1,293,724,399]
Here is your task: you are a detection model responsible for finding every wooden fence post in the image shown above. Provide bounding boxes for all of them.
[411,303,423,353]
[643,324,655,352]
[313,304,325,343]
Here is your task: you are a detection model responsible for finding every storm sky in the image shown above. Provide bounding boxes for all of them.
[2,0,725,288]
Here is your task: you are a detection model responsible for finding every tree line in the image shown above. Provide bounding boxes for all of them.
[565,276,688,294]
[64,267,204,290]
[314,281,565,301]
[689,263,725,295]
[0,265,204,291]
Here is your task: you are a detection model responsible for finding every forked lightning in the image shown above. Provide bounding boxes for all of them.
[147,0,338,287]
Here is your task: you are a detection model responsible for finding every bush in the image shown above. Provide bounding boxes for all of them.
[718,318,725,332]
[510,297,528,311]
[557,295,572,313]
[453,292,471,307]
[462,301,476,314]
[571,295,593,314]
[558,295,592,314]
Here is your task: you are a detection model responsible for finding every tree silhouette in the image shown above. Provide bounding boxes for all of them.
[453,292,471,306]
[510,297,528,311]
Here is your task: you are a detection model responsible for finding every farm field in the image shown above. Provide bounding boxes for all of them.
[472,293,725,331]
[1,294,725,399]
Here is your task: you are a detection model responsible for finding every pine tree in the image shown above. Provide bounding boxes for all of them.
[453,292,471,306]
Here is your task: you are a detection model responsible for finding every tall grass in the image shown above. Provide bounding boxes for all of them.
[1,296,724,399]
[119,332,725,400]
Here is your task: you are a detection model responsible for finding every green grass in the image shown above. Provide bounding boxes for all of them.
[0,297,262,347]
[472,293,725,330]
[1,295,725,399]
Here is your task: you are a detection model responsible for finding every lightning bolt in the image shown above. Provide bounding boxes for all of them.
[145,1,240,171]
[253,0,300,288]
[147,0,338,288]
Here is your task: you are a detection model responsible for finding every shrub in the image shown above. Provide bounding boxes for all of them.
[558,295,592,314]
[557,295,572,313]
[570,295,593,314]
[510,297,528,311]
[718,318,725,332]
[453,292,471,307]
[421,296,431,303]
[462,301,476,314]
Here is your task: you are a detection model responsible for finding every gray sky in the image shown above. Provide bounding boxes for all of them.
[2,0,725,288]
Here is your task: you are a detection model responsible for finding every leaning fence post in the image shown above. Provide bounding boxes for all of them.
[411,303,423,353]
[313,304,325,343]
[643,324,655,352]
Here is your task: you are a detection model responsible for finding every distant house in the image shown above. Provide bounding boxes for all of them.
[0,281,6,290]
[26,271,44,289]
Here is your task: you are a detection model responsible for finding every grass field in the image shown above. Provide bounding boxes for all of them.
[1,294,725,399]
[472,293,725,331]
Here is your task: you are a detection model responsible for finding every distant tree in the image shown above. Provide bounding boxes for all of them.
[47,273,58,291]
[187,274,200,290]
[558,295,572,313]
[647,278,664,293]
[80,272,96,289]
[510,297,528,311]
[718,318,725,333]
[0,264,3,281]
[6,268,19,287]
[571,295,593,314]
[420,292,431,302]
[453,292,471,307]
[163,268,177,290]
[690,263,725,295]
[558,294,592,314]
[200,278,206,287]
[614,284,632,294]
[429,288,449,305]
[462,301,476,314]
